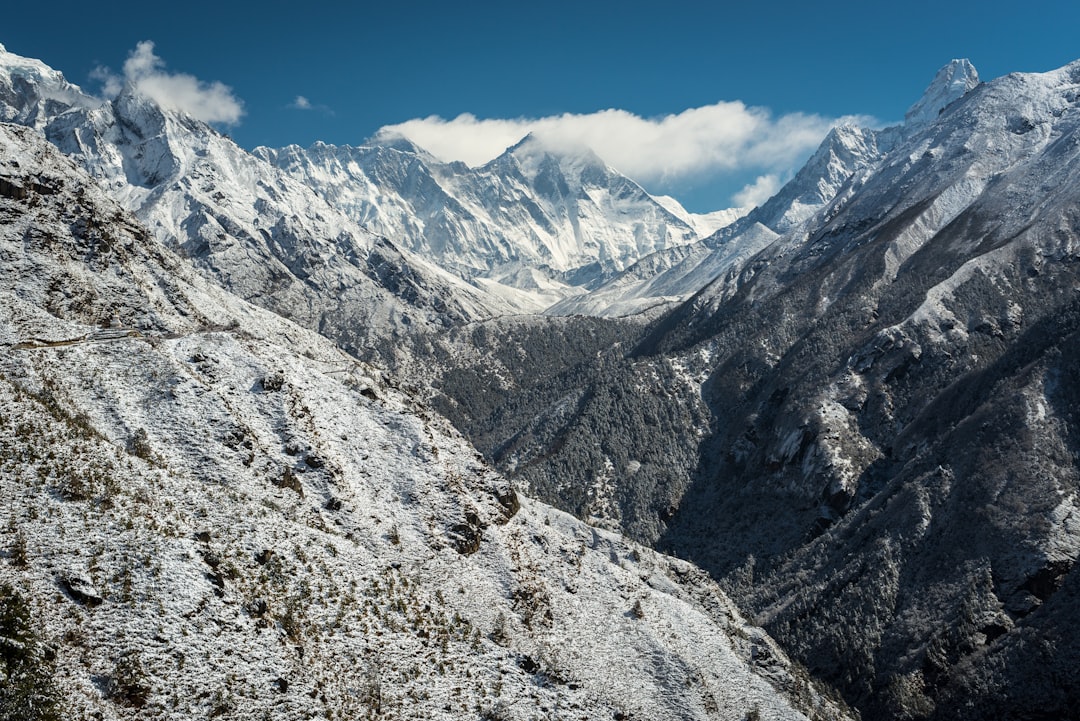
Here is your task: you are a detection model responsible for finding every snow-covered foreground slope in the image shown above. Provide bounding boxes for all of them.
[0,123,851,719]
[256,134,741,311]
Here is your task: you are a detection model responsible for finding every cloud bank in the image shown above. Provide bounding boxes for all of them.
[97,41,244,125]
[375,104,875,207]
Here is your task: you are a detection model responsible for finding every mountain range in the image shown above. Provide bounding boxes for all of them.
[0,43,847,721]
[3,39,1079,721]
[255,134,739,313]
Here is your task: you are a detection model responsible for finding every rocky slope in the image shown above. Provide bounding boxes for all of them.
[0,121,855,720]
[656,59,1080,721]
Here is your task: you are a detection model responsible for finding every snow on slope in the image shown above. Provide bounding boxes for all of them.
[255,134,743,312]
[653,194,744,237]
[0,122,852,720]
[546,221,780,317]
[665,56,1080,562]
[708,57,1071,320]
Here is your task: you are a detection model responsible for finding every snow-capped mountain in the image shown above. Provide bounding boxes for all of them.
[1,41,742,323]
[654,58,1080,721]
[0,44,96,129]
[1,106,853,720]
[549,60,981,317]
[255,133,740,312]
[904,58,980,126]
[546,123,888,316]
[0,43,511,366]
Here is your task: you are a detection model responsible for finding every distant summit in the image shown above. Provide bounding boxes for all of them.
[904,58,980,126]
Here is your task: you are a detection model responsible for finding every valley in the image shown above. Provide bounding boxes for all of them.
[2,41,1079,720]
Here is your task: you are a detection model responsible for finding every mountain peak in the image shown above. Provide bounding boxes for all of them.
[505,132,600,162]
[366,131,437,159]
[904,58,980,127]
[495,132,610,186]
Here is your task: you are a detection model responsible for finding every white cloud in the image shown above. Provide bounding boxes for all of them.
[97,41,244,125]
[732,174,783,209]
[89,65,122,97]
[289,94,334,115]
[375,105,876,206]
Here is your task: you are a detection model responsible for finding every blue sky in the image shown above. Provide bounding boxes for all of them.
[4,0,1079,211]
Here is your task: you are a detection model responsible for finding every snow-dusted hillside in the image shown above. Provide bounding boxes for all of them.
[256,134,740,312]
[0,121,853,720]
